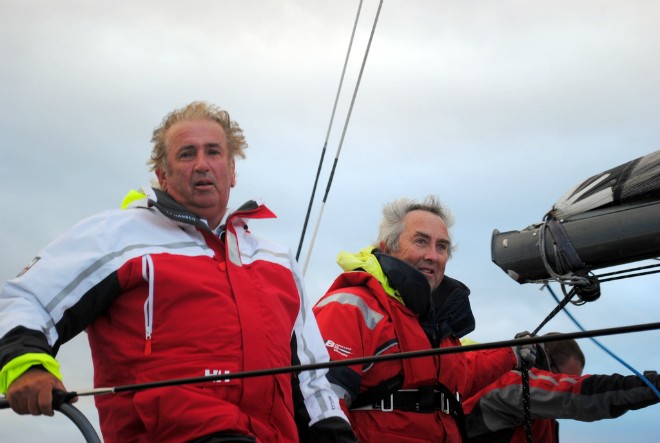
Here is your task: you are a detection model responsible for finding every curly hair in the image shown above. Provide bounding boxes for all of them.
[148,101,247,172]
[377,195,455,257]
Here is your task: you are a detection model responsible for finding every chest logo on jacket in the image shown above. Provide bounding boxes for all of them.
[204,368,233,383]
[325,340,353,357]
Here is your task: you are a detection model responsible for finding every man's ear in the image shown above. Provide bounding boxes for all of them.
[230,158,236,188]
[155,167,167,190]
[378,240,389,253]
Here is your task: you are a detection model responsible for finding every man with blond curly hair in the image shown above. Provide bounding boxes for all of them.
[0,101,357,443]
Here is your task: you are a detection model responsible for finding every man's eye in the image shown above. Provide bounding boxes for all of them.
[437,243,449,254]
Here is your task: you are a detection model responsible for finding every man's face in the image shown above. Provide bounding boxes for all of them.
[554,356,584,377]
[156,119,235,228]
[388,210,450,292]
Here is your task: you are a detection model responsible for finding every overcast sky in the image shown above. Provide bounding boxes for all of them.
[1,1,659,441]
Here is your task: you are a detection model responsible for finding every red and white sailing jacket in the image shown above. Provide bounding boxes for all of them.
[0,187,351,443]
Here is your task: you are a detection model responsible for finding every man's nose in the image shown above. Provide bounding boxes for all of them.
[423,247,441,262]
[194,153,211,172]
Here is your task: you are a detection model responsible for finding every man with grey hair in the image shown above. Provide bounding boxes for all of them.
[313,195,528,443]
[0,101,357,443]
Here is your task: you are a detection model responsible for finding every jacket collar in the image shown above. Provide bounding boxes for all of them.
[336,246,432,319]
[120,186,269,234]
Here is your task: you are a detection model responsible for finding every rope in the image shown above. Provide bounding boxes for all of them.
[520,360,533,443]
[518,287,576,443]
[301,0,384,274]
[536,218,590,287]
[295,0,364,261]
[531,287,577,336]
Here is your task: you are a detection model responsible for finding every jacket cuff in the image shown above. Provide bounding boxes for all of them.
[304,416,358,443]
[0,353,62,394]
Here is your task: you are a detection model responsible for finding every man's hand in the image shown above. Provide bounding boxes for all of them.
[6,367,68,416]
[513,331,537,368]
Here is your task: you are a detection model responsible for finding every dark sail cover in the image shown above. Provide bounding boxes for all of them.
[551,150,660,219]
[491,150,660,283]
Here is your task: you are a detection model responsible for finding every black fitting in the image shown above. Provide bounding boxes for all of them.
[575,277,601,302]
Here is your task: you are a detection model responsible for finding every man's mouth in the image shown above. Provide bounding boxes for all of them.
[418,266,434,277]
[194,179,214,189]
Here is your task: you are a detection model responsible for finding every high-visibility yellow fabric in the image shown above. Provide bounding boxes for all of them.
[336,246,405,305]
[0,353,62,394]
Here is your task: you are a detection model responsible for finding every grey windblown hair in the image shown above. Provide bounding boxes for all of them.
[377,195,455,257]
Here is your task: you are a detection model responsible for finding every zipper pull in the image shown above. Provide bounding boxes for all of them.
[144,335,152,356]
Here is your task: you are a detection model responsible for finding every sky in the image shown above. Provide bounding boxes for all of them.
[1,0,659,441]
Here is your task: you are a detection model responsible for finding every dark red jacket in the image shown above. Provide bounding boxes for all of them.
[314,270,517,442]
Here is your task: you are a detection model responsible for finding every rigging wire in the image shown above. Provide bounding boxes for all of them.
[3,322,658,441]
[596,262,660,278]
[544,284,660,400]
[295,0,364,261]
[595,262,660,283]
[1,322,654,401]
[301,0,384,275]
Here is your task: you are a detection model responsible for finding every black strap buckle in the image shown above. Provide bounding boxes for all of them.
[364,387,462,415]
[378,393,394,412]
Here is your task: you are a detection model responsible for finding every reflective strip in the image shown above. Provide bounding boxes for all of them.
[242,247,290,263]
[316,292,384,330]
[531,370,579,386]
[330,382,352,404]
[225,230,241,266]
[43,241,207,323]
[226,229,295,268]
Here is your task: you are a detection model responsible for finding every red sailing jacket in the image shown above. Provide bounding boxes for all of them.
[313,270,517,443]
[0,188,350,443]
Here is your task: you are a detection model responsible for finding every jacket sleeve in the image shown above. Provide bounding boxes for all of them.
[0,211,122,390]
[312,294,366,402]
[462,347,517,398]
[463,368,660,439]
[288,255,357,442]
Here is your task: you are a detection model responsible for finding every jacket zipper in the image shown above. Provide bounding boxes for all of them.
[142,254,155,355]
